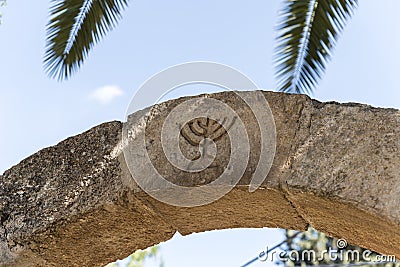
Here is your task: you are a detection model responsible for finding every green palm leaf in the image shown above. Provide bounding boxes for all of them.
[44,0,128,80]
[275,0,357,94]
[0,0,6,24]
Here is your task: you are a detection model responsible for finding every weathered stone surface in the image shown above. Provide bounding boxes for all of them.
[0,91,399,266]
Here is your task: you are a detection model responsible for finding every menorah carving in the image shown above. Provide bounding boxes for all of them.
[180,116,237,170]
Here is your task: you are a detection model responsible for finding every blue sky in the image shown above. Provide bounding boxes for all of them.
[1,1,400,266]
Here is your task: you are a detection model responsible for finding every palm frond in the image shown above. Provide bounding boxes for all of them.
[44,0,129,80]
[0,0,6,24]
[275,0,357,94]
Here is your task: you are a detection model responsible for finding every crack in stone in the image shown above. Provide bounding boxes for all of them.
[278,96,313,230]
[279,181,310,231]
[281,96,309,175]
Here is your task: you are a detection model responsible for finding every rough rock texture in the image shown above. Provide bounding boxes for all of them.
[0,91,399,266]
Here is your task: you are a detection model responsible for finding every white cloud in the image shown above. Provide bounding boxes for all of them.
[89,85,124,104]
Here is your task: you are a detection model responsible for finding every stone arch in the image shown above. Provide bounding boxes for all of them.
[0,91,399,266]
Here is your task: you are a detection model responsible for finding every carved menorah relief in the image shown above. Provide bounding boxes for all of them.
[180,116,237,171]
[121,63,275,207]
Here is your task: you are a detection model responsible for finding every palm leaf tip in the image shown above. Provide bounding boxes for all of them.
[0,0,6,24]
[44,0,129,80]
[274,0,358,94]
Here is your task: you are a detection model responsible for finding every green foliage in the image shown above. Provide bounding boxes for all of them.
[275,0,357,94]
[127,245,162,267]
[0,0,6,24]
[105,245,163,267]
[43,0,360,94]
[44,0,128,80]
[281,228,398,267]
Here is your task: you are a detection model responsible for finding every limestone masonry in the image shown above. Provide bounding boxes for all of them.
[0,91,399,266]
